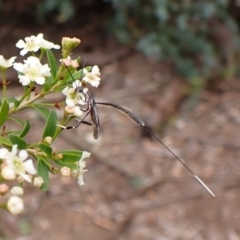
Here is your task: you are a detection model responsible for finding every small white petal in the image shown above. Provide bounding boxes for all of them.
[23,159,36,175]
[13,62,26,73]
[19,150,28,161]
[66,98,75,107]
[77,175,84,186]
[81,151,91,161]
[35,77,45,85]
[16,40,26,48]
[20,49,28,56]
[62,87,69,95]
[0,148,9,158]
[19,75,31,86]
[19,173,32,183]
[11,145,18,157]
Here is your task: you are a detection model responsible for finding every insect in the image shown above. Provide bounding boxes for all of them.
[60,65,215,197]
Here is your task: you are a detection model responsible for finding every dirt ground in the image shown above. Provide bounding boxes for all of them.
[1,8,240,240]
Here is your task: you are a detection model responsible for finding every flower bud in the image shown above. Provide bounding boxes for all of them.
[33,176,44,188]
[7,196,24,215]
[64,106,75,116]
[55,153,63,159]
[11,186,24,196]
[43,136,52,145]
[1,166,16,180]
[61,37,81,58]
[61,56,79,69]
[17,175,24,183]
[0,183,9,195]
[71,169,79,178]
[60,167,71,177]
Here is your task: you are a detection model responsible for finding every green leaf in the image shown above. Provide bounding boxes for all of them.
[54,160,77,169]
[58,150,82,163]
[43,110,57,138]
[19,120,30,138]
[31,105,50,119]
[37,157,49,192]
[9,135,27,150]
[0,137,12,147]
[72,66,92,79]
[8,117,24,126]
[0,99,9,127]
[54,150,82,169]
[38,143,52,157]
[8,97,20,108]
[43,76,53,92]
[46,49,57,79]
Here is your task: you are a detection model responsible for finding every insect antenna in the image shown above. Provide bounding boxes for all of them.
[96,102,215,197]
[63,59,87,88]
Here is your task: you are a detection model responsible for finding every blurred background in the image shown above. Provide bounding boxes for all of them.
[1,0,240,239]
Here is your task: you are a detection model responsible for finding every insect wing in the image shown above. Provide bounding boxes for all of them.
[90,103,100,139]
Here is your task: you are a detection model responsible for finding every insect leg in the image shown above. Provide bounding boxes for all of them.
[59,109,91,130]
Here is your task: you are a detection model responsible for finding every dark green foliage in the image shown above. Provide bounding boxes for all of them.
[107,0,240,80]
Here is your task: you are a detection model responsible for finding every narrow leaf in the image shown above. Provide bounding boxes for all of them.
[31,105,50,119]
[70,66,91,81]
[0,137,12,147]
[0,99,9,126]
[43,111,57,138]
[19,120,30,138]
[46,49,57,79]
[37,157,49,192]
[43,76,53,92]
[8,117,24,126]
[38,143,52,157]
[9,135,27,150]
[58,150,82,163]
[55,160,77,169]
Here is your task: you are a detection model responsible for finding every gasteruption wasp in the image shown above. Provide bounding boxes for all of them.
[59,61,215,197]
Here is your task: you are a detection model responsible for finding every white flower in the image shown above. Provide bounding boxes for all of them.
[11,186,24,196]
[16,33,60,56]
[16,35,41,56]
[5,145,36,183]
[82,65,101,87]
[62,80,88,106]
[37,34,60,50]
[13,56,51,86]
[7,196,24,215]
[77,151,91,186]
[0,55,16,68]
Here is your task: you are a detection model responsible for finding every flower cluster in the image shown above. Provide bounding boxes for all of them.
[0,33,94,216]
[61,55,101,118]
[61,151,90,186]
[0,145,37,215]
[16,33,60,56]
